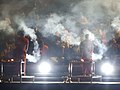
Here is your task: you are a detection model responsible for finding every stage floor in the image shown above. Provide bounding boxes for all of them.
[7,81,120,84]
[1,81,120,90]
[1,75,120,90]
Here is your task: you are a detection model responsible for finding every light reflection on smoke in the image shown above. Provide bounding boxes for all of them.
[93,39,107,61]
[44,13,81,45]
[0,17,14,34]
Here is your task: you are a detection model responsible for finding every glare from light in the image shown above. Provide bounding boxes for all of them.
[101,63,114,75]
[38,62,51,74]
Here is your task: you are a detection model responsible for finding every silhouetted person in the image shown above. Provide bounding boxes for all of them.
[25,35,34,55]
[80,34,94,76]
[41,42,49,60]
[14,30,29,76]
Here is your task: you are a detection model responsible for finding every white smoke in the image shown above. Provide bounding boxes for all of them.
[1,0,120,62]
[0,17,14,34]
[111,17,120,30]
[43,13,65,36]
[26,54,37,63]
[14,16,37,40]
[93,39,107,61]
[70,0,120,41]
[26,40,40,63]
[44,13,81,45]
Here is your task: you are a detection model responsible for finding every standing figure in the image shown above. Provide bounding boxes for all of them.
[40,42,49,60]
[14,30,29,76]
[80,34,94,76]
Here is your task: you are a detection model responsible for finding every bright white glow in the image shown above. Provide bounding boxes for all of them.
[38,62,51,74]
[101,63,114,75]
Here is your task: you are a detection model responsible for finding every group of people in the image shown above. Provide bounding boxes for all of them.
[14,31,94,76]
[0,26,95,76]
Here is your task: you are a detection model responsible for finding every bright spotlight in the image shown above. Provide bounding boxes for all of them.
[38,62,51,74]
[101,63,114,75]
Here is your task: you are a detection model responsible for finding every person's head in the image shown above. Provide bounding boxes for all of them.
[17,30,25,37]
[85,34,89,40]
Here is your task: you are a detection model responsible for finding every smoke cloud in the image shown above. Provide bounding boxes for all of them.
[0,0,120,62]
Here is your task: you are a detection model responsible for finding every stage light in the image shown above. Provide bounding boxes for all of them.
[101,62,114,75]
[38,61,51,74]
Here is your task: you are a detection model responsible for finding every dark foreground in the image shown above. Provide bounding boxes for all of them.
[1,82,120,90]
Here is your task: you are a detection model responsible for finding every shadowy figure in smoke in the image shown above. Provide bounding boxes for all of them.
[25,35,34,55]
[105,33,120,60]
[80,34,94,76]
[34,27,44,51]
[14,30,29,76]
[0,29,16,60]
